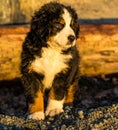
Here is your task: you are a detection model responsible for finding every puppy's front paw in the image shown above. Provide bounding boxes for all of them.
[28,111,45,120]
[45,99,64,117]
[45,108,63,117]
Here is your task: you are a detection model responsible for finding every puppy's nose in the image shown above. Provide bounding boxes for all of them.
[68,35,75,42]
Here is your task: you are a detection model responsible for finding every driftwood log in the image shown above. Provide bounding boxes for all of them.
[0,24,118,80]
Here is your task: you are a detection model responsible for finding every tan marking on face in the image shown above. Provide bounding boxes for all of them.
[48,36,54,42]
[60,19,65,25]
[61,68,68,74]
[29,90,44,114]
[28,66,33,73]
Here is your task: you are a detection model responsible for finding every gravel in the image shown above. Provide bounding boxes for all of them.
[0,74,118,129]
[0,104,118,130]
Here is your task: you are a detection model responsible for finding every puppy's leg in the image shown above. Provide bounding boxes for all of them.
[28,90,44,120]
[64,83,76,105]
[45,88,64,117]
[22,72,45,120]
[45,74,67,117]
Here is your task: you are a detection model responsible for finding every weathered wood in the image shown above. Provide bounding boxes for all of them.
[78,24,118,76]
[0,24,118,80]
[0,25,29,80]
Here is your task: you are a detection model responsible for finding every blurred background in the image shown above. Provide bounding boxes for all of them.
[0,0,118,25]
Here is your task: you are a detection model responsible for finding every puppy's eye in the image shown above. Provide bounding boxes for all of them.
[54,19,65,30]
[55,23,64,30]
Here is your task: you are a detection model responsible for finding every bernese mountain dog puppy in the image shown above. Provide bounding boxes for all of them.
[21,2,80,120]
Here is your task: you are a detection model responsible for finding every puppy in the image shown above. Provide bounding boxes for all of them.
[21,2,80,120]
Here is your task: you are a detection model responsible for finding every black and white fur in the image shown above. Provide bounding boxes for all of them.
[21,2,80,120]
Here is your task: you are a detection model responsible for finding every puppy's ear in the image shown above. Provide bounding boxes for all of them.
[30,10,50,43]
[31,11,49,30]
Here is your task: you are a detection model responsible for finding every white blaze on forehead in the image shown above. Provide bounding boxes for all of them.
[62,9,72,26]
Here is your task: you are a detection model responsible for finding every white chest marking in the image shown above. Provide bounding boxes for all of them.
[31,47,72,88]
